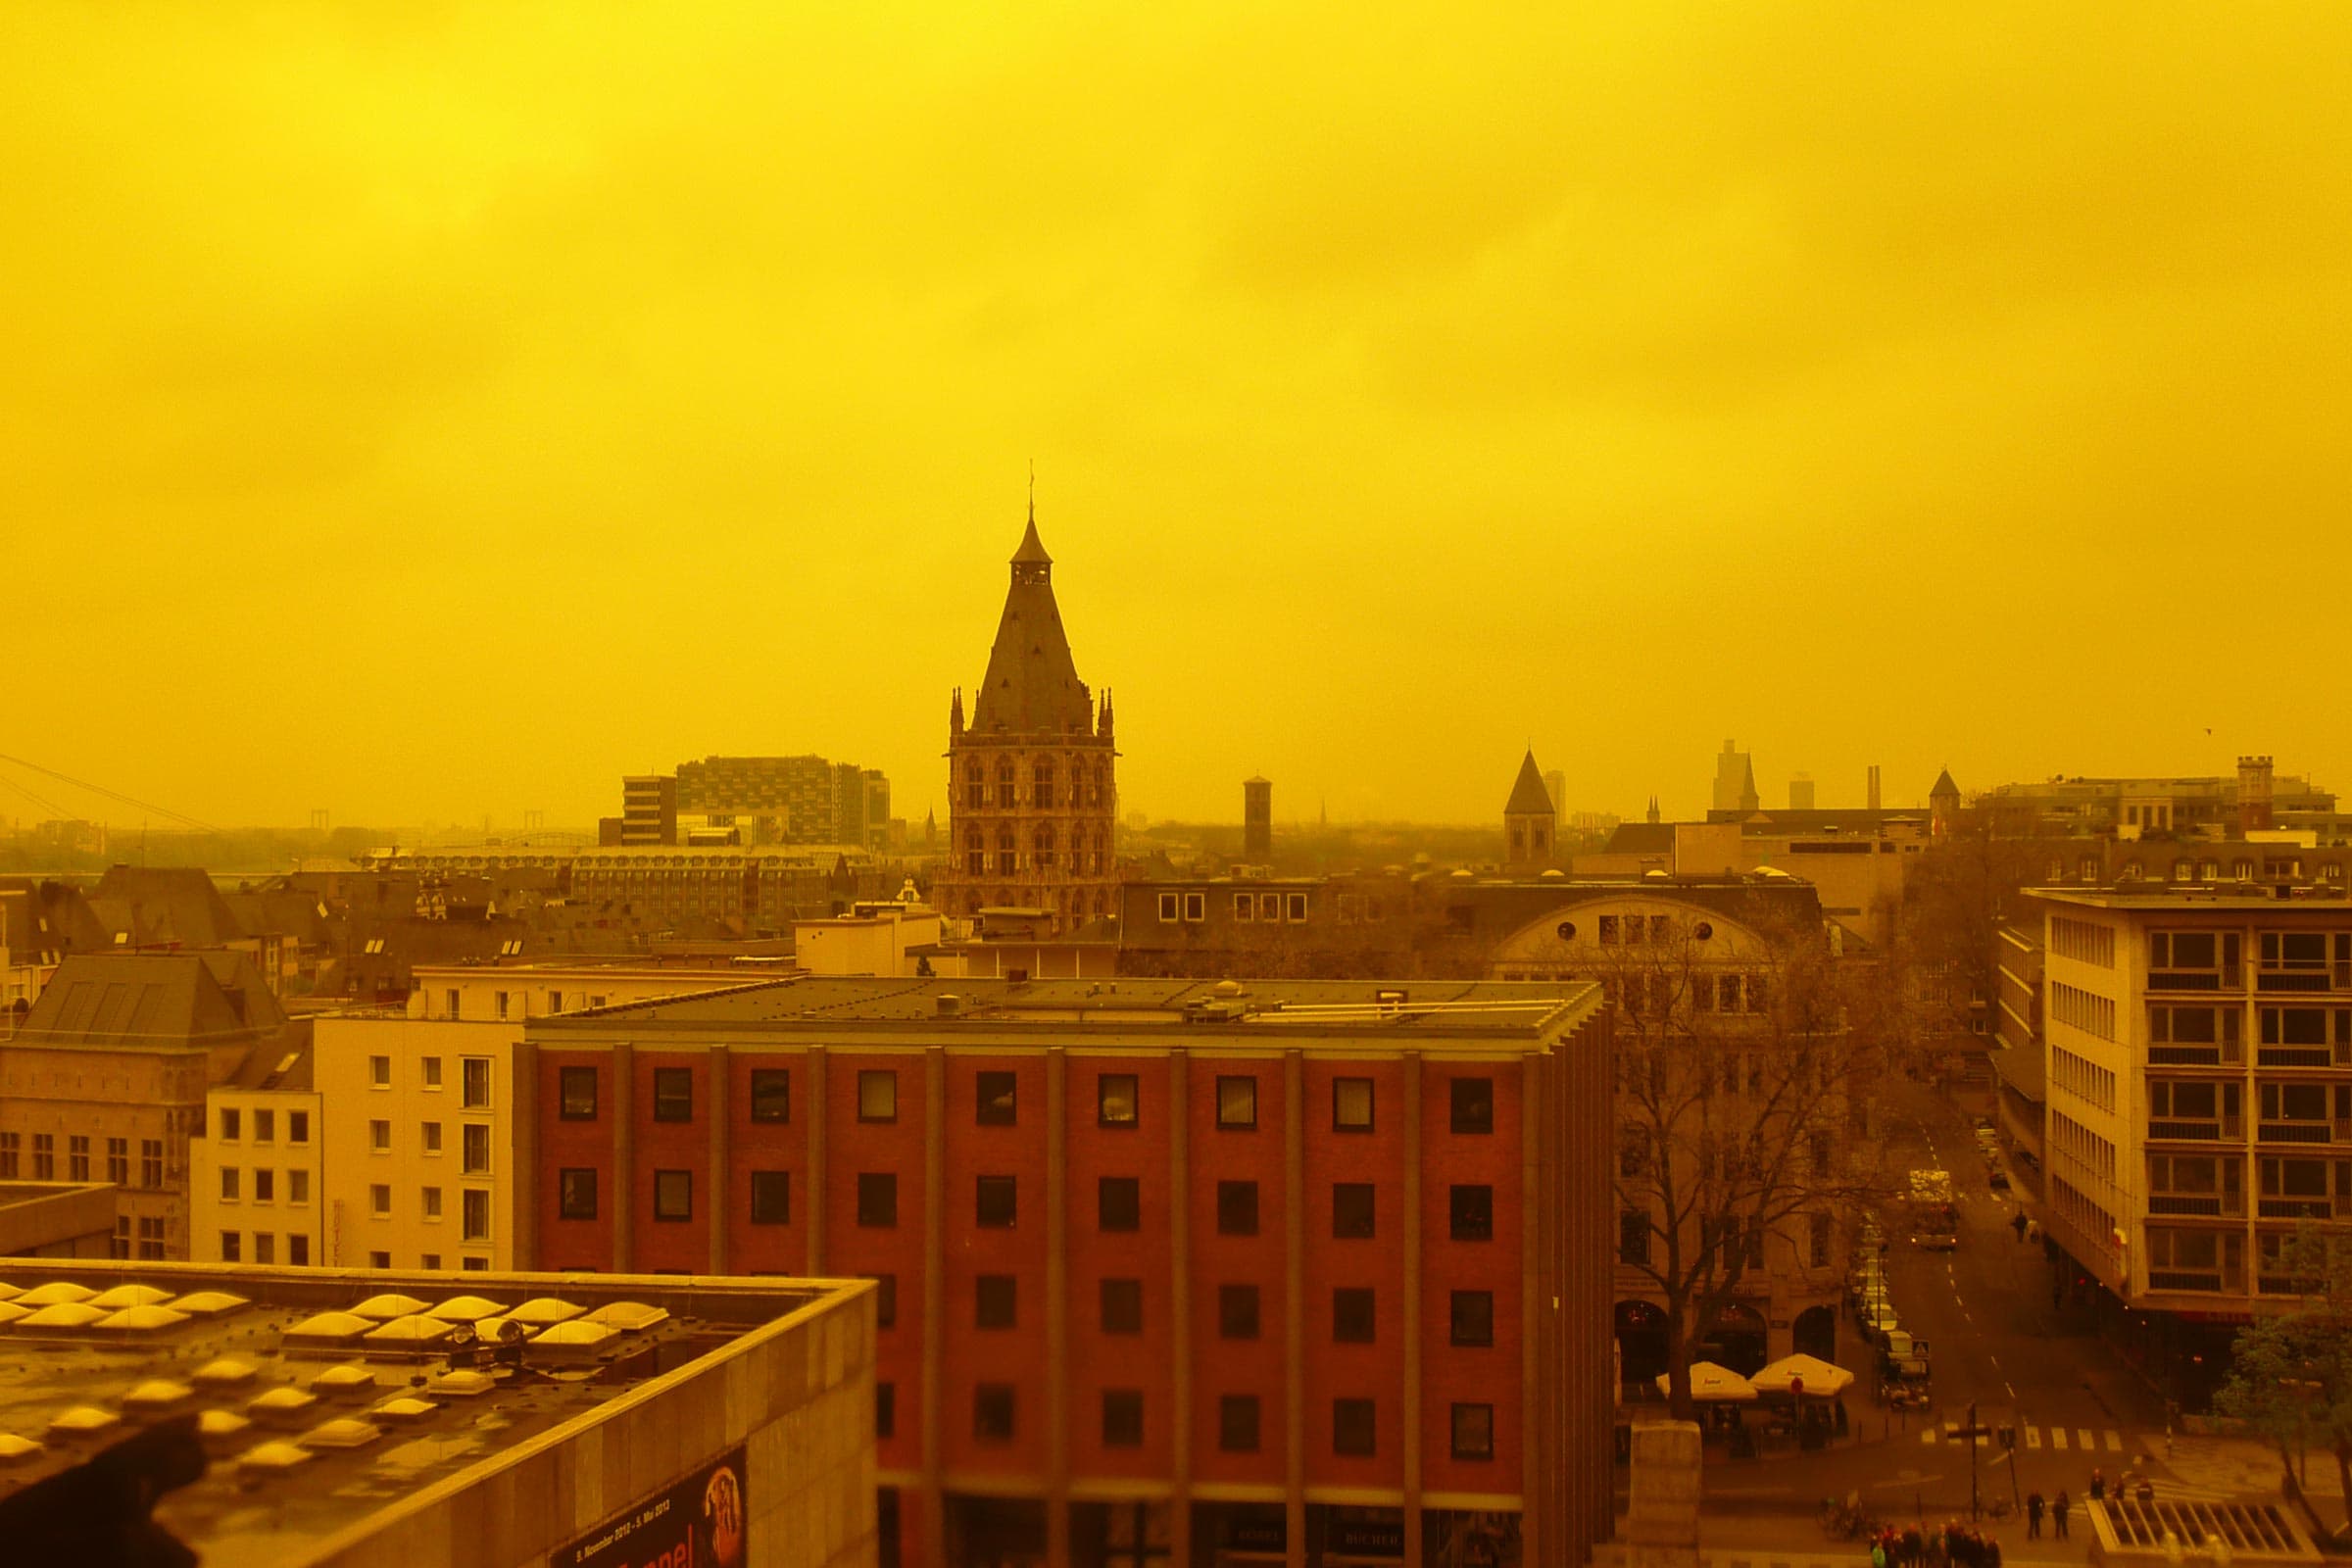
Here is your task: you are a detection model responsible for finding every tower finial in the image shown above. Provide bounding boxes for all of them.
[1028,458,1035,525]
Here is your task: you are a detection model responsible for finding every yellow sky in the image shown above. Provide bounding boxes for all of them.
[5,4,2348,832]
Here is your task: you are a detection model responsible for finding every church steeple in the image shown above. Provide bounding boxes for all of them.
[971,514,1092,736]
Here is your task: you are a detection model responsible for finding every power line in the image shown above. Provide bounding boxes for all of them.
[0,753,222,834]
[0,770,74,821]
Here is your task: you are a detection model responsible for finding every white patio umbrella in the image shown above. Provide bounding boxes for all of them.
[1751,1354,1855,1397]
[1655,1361,1759,1402]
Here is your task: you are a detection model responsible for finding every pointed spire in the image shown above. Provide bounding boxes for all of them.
[1504,749,1555,815]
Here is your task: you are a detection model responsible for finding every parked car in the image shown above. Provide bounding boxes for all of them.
[1987,1168,2011,1192]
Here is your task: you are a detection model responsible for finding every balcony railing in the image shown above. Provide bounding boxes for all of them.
[2148,1270,2226,1292]
[2257,1121,2333,1145]
[2148,1194,2238,1216]
[2153,1046,2230,1066]
[2150,1119,2239,1141]
[2150,968,2237,993]
[2258,1198,2335,1219]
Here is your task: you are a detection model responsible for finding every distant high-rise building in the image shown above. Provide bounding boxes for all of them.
[1867,764,1883,811]
[617,756,892,847]
[1789,772,1815,810]
[1242,776,1272,862]
[939,511,1119,932]
[1544,768,1568,823]
[1503,749,1557,869]
[1711,740,1759,815]
[620,775,677,846]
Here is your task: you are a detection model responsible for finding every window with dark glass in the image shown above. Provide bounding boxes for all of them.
[1216,1075,1257,1129]
[975,1071,1017,1126]
[1450,1184,1494,1242]
[1451,1402,1495,1460]
[1101,1278,1142,1334]
[1333,1287,1375,1343]
[1219,1284,1261,1340]
[1333,1182,1375,1239]
[975,1274,1016,1329]
[1333,1397,1376,1456]
[652,1068,693,1123]
[1451,1077,1494,1134]
[1217,1180,1259,1236]
[1219,1395,1260,1452]
[751,1170,790,1224]
[653,1169,691,1222]
[559,1168,597,1220]
[976,1175,1017,1228]
[1098,1073,1140,1127]
[1333,1077,1374,1132]
[1102,1391,1144,1447]
[1099,1176,1141,1232]
[974,1385,1015,1443]
[559,1067,599,1120]
[876,1382,895,1440]
[749,1069,790,1123]
[869,1273,897,1328]
[1450,1290,1494,1347]
[858,1070,898,1123]
[858,1173,898,1228]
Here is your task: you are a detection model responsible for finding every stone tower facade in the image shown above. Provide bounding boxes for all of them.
[1503,749,1558,870]
[1242,776,1272,863]
[940,514,1119,931]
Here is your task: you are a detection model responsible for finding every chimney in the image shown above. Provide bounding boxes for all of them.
[2238,756,2276,833]
[1867,765,1882,812]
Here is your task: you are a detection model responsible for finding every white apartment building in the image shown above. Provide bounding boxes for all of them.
[2032,886,2352,1399]
[320,963,766,1273]
[186,1042,323,1268]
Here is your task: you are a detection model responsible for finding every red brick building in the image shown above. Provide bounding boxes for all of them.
[514,976,1613,1568]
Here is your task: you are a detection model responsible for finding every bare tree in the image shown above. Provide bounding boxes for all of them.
[1592,899,1897,1417]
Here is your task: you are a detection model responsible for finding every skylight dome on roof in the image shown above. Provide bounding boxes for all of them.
[18,1301,107,1330]
[371,1396,438,1422]
[97,1304,189,1335]
[505,1297,584,1326]
[46,1406,121,1437]
[196,1409,251,1443]
[364,1315,453,1345]
[532,1320,617,1349]
[424,1295,507,1322]
[284,1311,373,1345]
[302,1417,382,1449]
[349,1293,429,1321]
[14,1282,96,1307]
[170,1290,249,1317]
[0,1302,27,1326]
[87,1284,173,1310]
[308,1364,377,1396]
[582,1300,669,1332]
[427,1369,496,1398]
[193,1356,259,1387]
[0,1283,20,1303]
[235,1440,313,1472]
[0,1433,44,1464]
[122,1379,195,1411]
[249,1387,319,1425]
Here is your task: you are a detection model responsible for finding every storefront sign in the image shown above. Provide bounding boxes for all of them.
[557,1446,747,1568]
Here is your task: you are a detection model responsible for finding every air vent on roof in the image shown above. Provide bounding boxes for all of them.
[937,995,961,1015]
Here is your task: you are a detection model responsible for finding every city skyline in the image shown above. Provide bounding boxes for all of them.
[6,6,2349,830]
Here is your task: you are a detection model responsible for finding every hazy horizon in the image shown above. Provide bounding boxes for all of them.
[8,5,2347,831]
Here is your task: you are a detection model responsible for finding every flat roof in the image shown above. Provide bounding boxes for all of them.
[2029,888,2352,911]
[0,1260,863,1567]
[537,975,1603,1038]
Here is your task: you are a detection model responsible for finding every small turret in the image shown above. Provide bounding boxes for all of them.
[949,687,965,737]
[1098,688,1114,744]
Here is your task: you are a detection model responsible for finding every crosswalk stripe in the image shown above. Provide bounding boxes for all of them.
[2051,1428,2070,1450]
[2104,1431,2124,1452]
[2078,1429,2095,1449]
[2025,1426,2042,1448]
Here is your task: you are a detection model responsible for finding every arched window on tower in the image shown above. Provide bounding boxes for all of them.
[997,827,1017,876]
[997,757,1016,801]
[964,760,986,811]
[1034,760,1055,810]
[1034,823,1056,869]
[964,825,985,876]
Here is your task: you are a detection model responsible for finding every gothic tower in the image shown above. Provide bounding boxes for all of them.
[941,512,1119,932]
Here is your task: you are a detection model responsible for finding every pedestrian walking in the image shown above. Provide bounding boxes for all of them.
[2090,1467,2105,1500]
[2013,1211,2030,1243]
[2055,1491,2072,1540]
[2027,1493,2045,1539]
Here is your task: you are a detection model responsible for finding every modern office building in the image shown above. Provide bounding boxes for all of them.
[1709,741,1758,816]
[518,975,1615,1568]
[188,1039,324,1269]
[2025,883,2352,1401]
[1244,777,1273,864]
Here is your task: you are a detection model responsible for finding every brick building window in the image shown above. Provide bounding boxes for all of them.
[106,1138,127,1184]
[1451,1290,1494,1347]
[749,1069,790,1123]
[1333,1287,1375,1343]
[1333,1077,1374,1132]
[974,1385,1015,1444]
[1099,1177,1141,1232]
[975,1274,1016,1329]
[462,1057,492,1109]
[1219,1395,1260,1452]
[463,1123,492,1175]
[560,1169,598,1220]
[869,1273,897,1328]
[136,1216,165,1258]
[68,1135,88,1181]
[462,1188,491,1241]
[1451,1077,1494,1134]
[653,1169,692,1222]
[1217,1181,1259,1236]
[975,1175,1017,1228]
[1098,1074,1139,1127]
[1450,1184,1494,1242]
[751,1171,790,1225]
[1219,1284,1260,1340]
[1334,1397,1376,1456]
[1102,1391,1144,1447]
[652,1068,694,1122]
[858,1173,899,1228]
[1333,1182,1375,1239]
[975,1071,1017,1126]
[559,1067,599,1120]
[858,1071,898,1123]
[876,1382,895,1440]
[1101,1278,1142,1334]
[289,1235,310,1266]
[220,1231,240,1262]
[1215,1076,1257,1130]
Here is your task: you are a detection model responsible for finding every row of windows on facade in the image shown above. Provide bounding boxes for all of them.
[2146,1152,2352,1211]
[549,1165,1500,1243]
[109,1214,169,1260]
[367,1182,496,1240]
[2073,858,2347,886]
[832,1274,1499,1348]
[0,1134,164,1186]
[215,1165,311,1205]
[555,1065,1499,1136]
[367,1054,495,1105]
[877,1383,1496,1461]
[2138,930,2352,979]
[960,760,1111,812]
[214,1230,312,1266]
[366,1118,494,1173]
[213,1107,311,1145]
[1155,892,1310,924]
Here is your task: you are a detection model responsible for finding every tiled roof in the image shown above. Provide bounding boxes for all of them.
[1504,751,1555,815]
[968,521,1096,736]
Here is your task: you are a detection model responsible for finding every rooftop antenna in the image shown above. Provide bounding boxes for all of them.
[1028,458,1035,523]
